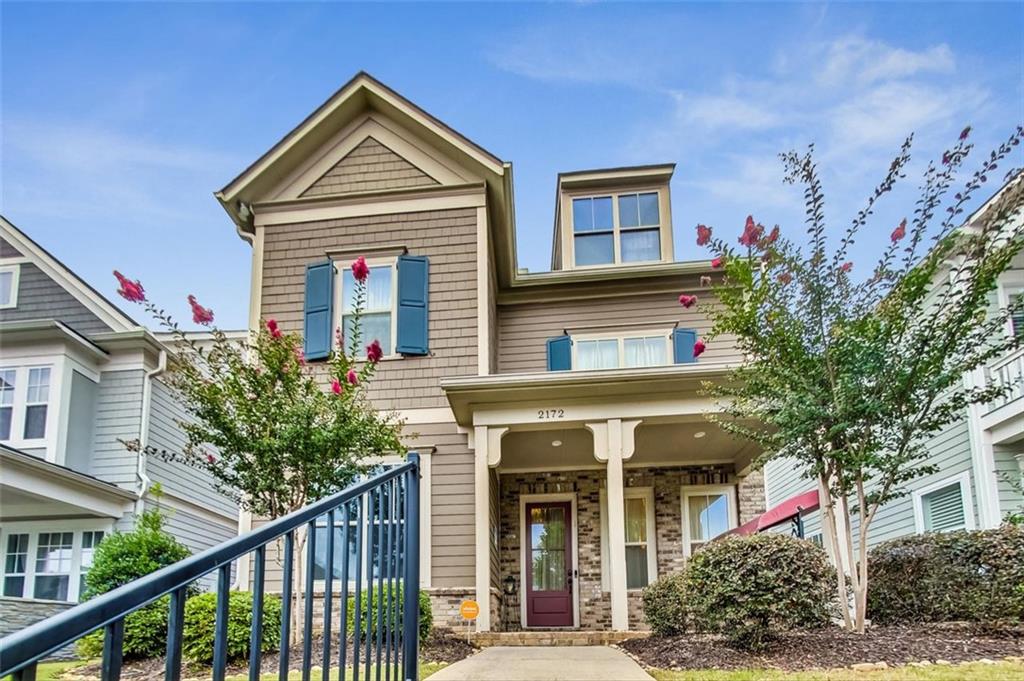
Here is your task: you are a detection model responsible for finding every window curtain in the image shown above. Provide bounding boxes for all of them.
[624,337,665,367]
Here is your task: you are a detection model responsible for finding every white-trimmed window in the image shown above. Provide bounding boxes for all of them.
[338,258,397,356]
[571,192,663,267]
[24,368,50,440]
[600,487,657,590]
[0,263,19,309]
[0,369,15,440]
[574,331,672,371]
[1011,292,1024,340]
[0,527,110,602]
[913,472,975,533]
[682,485,738,557]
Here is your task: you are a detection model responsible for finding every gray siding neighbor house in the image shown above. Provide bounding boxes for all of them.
[0,217,239,635]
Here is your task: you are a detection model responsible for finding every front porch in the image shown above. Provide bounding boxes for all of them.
[442,364,765,633]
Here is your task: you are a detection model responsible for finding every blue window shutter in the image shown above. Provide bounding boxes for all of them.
[396,254,429,355]
[303,260,333,361]
[546,335,572,371]
[672,328,698,364]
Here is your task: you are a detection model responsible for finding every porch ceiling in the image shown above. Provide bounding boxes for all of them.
[497,420,759,471]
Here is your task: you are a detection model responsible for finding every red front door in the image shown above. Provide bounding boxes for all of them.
[525,501,573,627]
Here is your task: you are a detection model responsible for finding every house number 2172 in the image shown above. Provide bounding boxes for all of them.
[537,409,564,419]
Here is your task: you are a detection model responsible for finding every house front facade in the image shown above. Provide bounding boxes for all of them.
[218,73,766,632]
[0,218,239,635]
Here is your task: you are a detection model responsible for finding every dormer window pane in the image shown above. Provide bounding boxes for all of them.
[573,197,613,232]
[575,234,614,266]
[619,195,640,228]
[621,229,660,262]
[638,193,660,226]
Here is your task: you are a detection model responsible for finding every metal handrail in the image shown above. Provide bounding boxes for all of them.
[0,453,421,681]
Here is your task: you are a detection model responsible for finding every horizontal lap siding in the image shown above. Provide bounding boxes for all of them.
[496,289,740,374]
[301,137,438,197]
[90,369,144,487]
[0,262,112,335]
[261,208,479,410]
[146,380,237,518]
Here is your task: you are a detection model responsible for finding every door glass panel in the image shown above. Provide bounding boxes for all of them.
[688,493,729,541]
[530,506,567,591]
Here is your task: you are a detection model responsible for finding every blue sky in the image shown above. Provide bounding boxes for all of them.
[3,2,1022,329]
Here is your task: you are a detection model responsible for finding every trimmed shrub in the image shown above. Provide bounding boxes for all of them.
[345,587,432,641]
[685,533,835,650]
[867,525,1024,625]
[642,572,689,635]
[77,509,193,659]
[182,591,283,664]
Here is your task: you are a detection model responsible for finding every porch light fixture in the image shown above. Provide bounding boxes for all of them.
[551,440,563,447]
[694,431,706,439]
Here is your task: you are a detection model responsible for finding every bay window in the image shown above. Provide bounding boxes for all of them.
[24,368,50,440]
[3,534,28,597]
[34,532,73,600]
[0,369,14,440]
[0,364,53,445]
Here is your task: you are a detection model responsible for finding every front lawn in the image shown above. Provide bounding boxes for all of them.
[649,660,1024,681]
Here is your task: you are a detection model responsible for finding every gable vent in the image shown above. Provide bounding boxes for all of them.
[922,482,966,532]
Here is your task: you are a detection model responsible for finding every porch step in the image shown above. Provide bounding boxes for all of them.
[470,631,648,647]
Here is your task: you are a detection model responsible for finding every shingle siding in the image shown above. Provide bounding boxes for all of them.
[0,262,112,335]
[260,207,479,410]
[301,137,438,197]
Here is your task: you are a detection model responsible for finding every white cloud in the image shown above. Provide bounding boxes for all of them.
[669,90,782,132]
[815,37,955,88]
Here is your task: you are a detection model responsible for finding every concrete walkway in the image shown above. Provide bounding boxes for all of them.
[427,646,654,680]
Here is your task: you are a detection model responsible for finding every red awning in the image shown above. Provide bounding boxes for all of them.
[727,489,820,536]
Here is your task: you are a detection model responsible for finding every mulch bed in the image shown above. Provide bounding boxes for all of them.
[68,631,475,680]
[618,622,1024,671]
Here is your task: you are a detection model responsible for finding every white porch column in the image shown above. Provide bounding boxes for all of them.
[473,425,507,632]
[587,418,640,631]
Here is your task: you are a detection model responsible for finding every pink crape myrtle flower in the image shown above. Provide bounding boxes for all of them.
[293,345,305,366]
[331,378,343,395]
[267,319,282,339]
[205,452,216,464]
[113,271,146,303]
[187,295,214,326]
[346,369,359,385]
[693,339,707,358]
[778,272,793,285]
[696,224,712,246]
[711,256,725,269]
[351,256,370,283]
[738,216,763,248]
[891,218,907,243]
[366,339,383,364]
[678,294,698,308]
[960,126,971,141]
[840,262,853,273]
[765,225,780,245]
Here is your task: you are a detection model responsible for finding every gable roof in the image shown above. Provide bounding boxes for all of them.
[0,215,139,333]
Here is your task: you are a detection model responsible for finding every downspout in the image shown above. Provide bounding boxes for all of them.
[136,348,167,516]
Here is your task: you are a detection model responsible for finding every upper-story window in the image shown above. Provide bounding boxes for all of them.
[0,365,51,443]
[571,192,663,267]
[574,332,671,370]
[0,264,19,309]
[1010,292,1023,339]
[339,259,397,356]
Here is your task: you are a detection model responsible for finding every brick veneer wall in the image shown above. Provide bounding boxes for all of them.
[496,464,762,631]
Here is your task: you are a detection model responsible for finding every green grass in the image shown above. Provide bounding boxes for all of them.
[649,661,1024,681]
[1,660,87,681]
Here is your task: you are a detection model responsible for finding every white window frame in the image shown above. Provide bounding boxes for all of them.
[335,256,400,360]
[23,367,51,441]
[681,484,738,558]
[912,471,975,534]
[571,328,674,371]
[0,263,20,309]
[568,189,668,269]
[0,363,57,451]
[599,487,657,591]
[997,271,1024,340]
[0,521,113,603]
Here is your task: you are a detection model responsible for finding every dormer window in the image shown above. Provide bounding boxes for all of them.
[553,165,675,271]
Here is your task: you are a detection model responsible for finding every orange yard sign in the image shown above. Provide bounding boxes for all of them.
[459,599,480,621]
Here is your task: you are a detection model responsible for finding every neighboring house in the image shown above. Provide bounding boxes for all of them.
[0,217,239,635]
[761,185,1024,550]
[217,72,764,633]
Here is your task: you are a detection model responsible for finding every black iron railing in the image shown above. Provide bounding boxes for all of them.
[0,453,421,681]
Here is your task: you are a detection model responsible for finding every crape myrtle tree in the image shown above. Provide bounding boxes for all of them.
[113,255,403,640]
[683,125,1024,633]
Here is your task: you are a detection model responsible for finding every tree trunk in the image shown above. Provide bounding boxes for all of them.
[818,473,854,631]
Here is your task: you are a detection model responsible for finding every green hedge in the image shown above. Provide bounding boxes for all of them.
[867,525,1024,624]
[78,597,171,660]
[182,591,283,664]
[682,533,835,650]
[641,572,689,636]
[345,587,432,641]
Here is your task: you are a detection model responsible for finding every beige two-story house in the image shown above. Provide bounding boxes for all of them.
[216,72,764,633]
